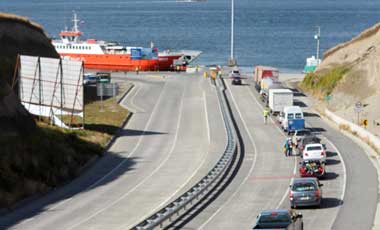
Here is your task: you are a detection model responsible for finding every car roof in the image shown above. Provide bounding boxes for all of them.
[293,177,318,183]
[260,209,289,215]
[305,143,322,147]
[302,158,323,163]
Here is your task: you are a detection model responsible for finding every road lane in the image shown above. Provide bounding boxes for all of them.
[0,73,227,230]
[184,78,295,230]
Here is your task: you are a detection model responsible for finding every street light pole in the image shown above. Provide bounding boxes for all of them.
[228,0,237,66]
[315,26,321,65]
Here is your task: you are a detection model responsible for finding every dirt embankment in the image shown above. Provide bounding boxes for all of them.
[301,23,380,132]
[0,12,59,135]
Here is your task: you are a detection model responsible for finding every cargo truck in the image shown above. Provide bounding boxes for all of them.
[253,66,279,91]
[268,89,293,115]
[260,77,283,105]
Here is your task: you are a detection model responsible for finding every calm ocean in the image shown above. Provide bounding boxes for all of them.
[2,0,380,71]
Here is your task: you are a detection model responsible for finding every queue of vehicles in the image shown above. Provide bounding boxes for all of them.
[250,65,341,230]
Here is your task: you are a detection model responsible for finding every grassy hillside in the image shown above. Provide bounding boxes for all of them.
[0,91,129,209]
[300,65,351,99]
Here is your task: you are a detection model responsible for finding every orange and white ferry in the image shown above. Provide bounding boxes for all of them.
[52,13,159,71]
[53,13,202,71]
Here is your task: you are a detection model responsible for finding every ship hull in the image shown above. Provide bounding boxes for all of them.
[60,53,159,71]
[158,54,183,70]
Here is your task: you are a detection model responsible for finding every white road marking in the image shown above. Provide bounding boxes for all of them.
[123,83,146,113]
[323,137,347,221]
[203,91,211,144]
[199,81,258,229]
[43,82,168,217]
[119,85,213,230]
[66,83,186,230]
[244,85,298,210]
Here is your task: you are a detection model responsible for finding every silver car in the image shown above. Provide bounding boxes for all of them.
[289,177,323,208]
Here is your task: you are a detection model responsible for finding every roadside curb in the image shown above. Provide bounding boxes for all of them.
[284,79,380,230]
[318,109,380,230]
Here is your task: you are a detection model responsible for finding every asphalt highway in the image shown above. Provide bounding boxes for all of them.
[0,71,377,230]
[0,73,227,230]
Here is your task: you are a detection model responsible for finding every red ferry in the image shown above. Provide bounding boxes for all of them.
[52,13,202,71]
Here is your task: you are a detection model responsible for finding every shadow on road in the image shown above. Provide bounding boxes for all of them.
[309,127,326,133]
[326,151,338,157]
[326,159,341,165]
[321,198,343,209]
[119,129,167,137]
[295,198,343,210]
[304,112,320,118]
[294,100,307,108]
[322,172,339,180]
[0,153,139,229]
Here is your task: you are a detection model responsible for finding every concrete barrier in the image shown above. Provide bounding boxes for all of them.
[325,109,380,152]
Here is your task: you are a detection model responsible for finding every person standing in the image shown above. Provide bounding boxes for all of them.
[135,66,140,75]
[287,137,293,156]
[263,108,270,124]
[291,134,298,155]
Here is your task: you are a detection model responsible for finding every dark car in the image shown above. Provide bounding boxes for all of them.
[297,135,321,155]
[289,178,323,208]
[83,73,97,85]
[253,209,303,230]
[299,159,326,178]
[230,69,242,85]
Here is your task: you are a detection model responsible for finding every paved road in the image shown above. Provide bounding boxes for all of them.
[182,75,374,230]
[288,82,378,230]
[0,71,377,230]
[0,73,227,230]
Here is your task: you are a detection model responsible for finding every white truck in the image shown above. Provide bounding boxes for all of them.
[268,89,293,114]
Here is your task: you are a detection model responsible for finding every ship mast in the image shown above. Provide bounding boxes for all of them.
[72,11,80,32]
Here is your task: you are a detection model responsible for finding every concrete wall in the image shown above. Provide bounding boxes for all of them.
[325,109,380,151]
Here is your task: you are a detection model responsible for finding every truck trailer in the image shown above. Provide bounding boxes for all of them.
[268,89,293,114]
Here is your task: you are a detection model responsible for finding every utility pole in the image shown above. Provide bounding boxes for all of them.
[228,0,237,66]
[315,26,321,65]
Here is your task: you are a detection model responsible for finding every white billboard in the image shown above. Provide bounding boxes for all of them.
[18,55,84,128]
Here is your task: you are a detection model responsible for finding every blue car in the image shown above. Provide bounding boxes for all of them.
[253,209,303,230]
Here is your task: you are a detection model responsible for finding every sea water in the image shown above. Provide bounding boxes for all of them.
[1,0,380,71]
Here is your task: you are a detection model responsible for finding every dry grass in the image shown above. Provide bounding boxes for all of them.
[0,87,130,208]
[0,12,44,32]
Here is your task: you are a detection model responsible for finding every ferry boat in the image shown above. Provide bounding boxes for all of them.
[52,13,159,71]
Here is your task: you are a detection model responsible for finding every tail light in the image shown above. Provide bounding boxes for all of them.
[318,167,324,173]
[289,191,294,200]
[321,151,325,156]
[315,190,320,197]
[304,152,308,156]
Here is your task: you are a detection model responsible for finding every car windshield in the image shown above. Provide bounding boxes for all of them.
[258,212,291,224]
[292,182,316,191]
[306,146,322,151]
[233,70,239,74]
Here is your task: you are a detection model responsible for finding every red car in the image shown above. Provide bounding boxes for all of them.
[299,159,325,178]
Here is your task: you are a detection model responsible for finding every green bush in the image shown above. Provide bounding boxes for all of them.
[301,66,350,96]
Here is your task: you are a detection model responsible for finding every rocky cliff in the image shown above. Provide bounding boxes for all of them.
[0,13,59,135]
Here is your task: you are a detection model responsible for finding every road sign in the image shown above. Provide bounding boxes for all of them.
[355,101,362,113]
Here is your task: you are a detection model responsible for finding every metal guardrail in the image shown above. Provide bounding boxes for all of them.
[131,77,237,230]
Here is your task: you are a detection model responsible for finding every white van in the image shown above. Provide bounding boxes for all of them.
[280,106,304,131]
